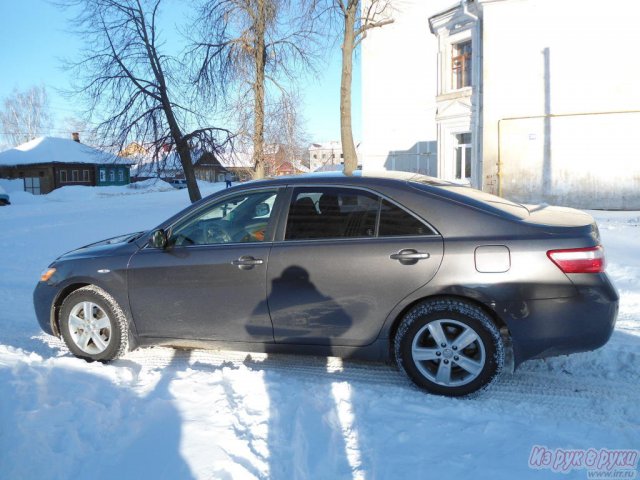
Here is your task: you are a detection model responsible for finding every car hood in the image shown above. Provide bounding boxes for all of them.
[55,231,145,262]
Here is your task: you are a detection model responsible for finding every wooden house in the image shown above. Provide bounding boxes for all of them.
[0,136,132,195]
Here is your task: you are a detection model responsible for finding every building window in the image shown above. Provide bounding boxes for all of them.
[118,169,124,182]
[99,169,106,182]
[455,132,472,180]
[83,170,90,182]
[452,40,472,89]
[109,169,115,182]
[24,177,41,195]
[60,171,68,183]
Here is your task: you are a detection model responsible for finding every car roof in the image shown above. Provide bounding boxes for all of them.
[245,170,455,188]
[237,170,529,220]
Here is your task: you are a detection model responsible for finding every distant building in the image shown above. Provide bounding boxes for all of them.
[128,143,307,182]
[217,151,255,181]
[361,0,640,209]
[130,149,233,183]
[0,136,132,195]
[308,141,343,172]
[261,144,308,177]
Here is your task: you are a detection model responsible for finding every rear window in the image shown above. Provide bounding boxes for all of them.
[285,186,435,240]
[379,200,431,236]
[409,181,529,219]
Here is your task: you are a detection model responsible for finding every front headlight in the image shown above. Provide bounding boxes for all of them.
[40,268,57,282]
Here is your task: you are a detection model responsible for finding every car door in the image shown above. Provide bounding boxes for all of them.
[267,185,444,346]
[127,188,282,342]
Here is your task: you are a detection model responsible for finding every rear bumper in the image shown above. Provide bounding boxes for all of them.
[501,274,619,366]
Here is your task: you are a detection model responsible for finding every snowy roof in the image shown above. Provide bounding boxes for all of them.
[309,141,342,151]
[0,137,132,167]
[217,151,254,169]
[131,149,254,177]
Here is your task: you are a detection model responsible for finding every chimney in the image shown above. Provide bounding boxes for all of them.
[72,132,80,143]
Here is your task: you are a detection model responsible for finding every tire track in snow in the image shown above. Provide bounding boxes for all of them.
[35,333,640,430]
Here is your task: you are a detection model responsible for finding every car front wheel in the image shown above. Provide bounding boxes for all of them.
[59,285,129,361]
[394,298,504,396]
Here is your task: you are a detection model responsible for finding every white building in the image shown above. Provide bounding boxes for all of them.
[361,0,640,209]
[308,141,344,171]
[308,141,365,172]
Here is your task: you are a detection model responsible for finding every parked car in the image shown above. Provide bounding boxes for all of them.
[169,178,187,189]
[0,186,10,205]
[33,172,618,396]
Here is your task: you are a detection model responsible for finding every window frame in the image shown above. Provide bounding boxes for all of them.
[59,170,68,183]
[147,187,285,249]
[24,176,41,195]
[454,132,472,180]
[451,40,472,90]
[277,184,439,243]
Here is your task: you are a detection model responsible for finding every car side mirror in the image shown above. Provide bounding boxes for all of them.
[150,229,168,249]
[255,202,270,217]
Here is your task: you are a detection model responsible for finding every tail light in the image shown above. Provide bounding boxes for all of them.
[546,246,605,274]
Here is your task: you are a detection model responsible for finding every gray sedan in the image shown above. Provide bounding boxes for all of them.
[33,172,618,396]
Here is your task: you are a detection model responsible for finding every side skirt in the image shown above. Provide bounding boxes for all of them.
[135,336,391,362]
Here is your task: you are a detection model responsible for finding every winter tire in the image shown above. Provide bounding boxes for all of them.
[59,285,129,361]
[394,298,504,396]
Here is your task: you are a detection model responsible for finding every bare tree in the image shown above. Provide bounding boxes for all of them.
[335,0,393,174]
[191,0,318,179]
[0,85,52,147]
[63,0,233,202]
[264,92,309,173]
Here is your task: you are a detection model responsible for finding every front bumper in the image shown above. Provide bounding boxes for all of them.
[33,281,59,336]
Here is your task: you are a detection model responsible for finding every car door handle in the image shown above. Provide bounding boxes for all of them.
[232,256,264,269]
[390,250,430,264]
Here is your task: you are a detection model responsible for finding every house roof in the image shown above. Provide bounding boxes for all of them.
[309,141,342,151]
[217,151,254,169]
[131,149,255,177]
[0,136,132,167]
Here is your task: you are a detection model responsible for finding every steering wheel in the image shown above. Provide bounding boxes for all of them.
[172,233,196,246]
[205,223,233,244]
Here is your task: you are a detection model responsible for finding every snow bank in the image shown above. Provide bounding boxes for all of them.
[0,178,24,193]
[4,179,226,206]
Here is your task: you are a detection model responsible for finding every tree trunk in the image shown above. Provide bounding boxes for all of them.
[340,4,358,176]
[252,0,267,180]
[164,101,202,202]
[176,139,201,203]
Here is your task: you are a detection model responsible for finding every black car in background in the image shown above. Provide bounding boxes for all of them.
[34,172,618,396]
[0,186,10,205]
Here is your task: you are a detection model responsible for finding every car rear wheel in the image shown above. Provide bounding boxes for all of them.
[59,285,129,361]
[394,298,504,396]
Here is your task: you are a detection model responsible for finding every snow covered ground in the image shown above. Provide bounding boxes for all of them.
[0,183,638,480]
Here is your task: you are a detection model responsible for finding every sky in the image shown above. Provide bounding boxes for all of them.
[0,0,361,146]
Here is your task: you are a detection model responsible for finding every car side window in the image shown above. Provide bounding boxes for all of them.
[285,187,379,240]
[170,190,278,246]
[379,199,434,236]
